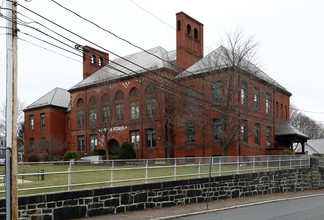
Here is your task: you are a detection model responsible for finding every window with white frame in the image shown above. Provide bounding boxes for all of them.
[241,83,247,106]
[89,134,97,152]
[146,129,156,148]
[130,102,139,120]
[266,93,271,114]
[146,98,156,117]
[115,103,124,121]
[185,121,195,144]
[102,106,111,123]
[77,135,85,152]
[254,88,260,111]
[254,123,260,145]
[77,111,85,127]
[130,130,140,149]
[211,81,222,105]
[266,126,271,147]
[212,118,222,142]
[29,115,34,130]
[40,113,45,129]
[241,120,247,143]
[89,108,97,125]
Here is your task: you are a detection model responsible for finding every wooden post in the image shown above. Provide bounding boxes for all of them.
[11,1,19,219]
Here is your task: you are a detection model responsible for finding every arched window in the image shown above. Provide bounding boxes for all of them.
[89,96,96,105]
[91,55,96,64]
[115,90,124,100]
[187,24,191,36]
[77,98,84,107]
[102,93,110,102]
[129,87,138,97]
[99,57,103,66]
[194,28,198,40]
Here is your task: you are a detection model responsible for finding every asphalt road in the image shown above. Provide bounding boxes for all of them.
[177,195,324,220]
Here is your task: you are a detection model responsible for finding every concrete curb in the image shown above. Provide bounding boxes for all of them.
[152,193,324,219]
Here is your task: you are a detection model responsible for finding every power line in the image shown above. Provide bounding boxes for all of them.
[128,0,175,30]
[10,3,302,128]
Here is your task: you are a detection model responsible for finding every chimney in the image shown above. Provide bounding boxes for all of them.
[83,46,109,80]
[176,12,204,70]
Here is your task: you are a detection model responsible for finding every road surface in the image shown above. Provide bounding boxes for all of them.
[177,195,324,220]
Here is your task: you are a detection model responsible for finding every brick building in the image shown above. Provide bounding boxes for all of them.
[24,12,307,159]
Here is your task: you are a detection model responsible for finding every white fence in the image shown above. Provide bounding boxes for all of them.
[0,155,310,196]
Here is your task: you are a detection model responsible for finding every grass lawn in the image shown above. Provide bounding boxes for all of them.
[0,162,283,197]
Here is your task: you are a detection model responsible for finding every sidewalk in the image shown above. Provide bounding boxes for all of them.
[79,189,324,220]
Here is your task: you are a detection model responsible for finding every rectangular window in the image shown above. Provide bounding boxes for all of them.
[146,129,156,148]
[0,150,2,155]
[254,88,260,111]
[212,118,222,142]
[241,120,247,143]
[211,81,222,105]
[266,126,271,147]
[185,121,195,144]
[0,141,3,146]
[130,130,140,149]
[254,123,260,145]
[90,108,97,125]
[276,102,279,116]
[102,106,111,123]
[285,106,288,121]
[130,102,139,120]
[241,83,247,106]
[40,113,45,129]
[29,115,34,130]
[89,134,97,152]
[30,138,34,152]
[77,111,85,127]
[41,137,46,153]
[115,103,124,121]
[77,135,85,152]
[146,99,156,117]
[67,118,70,130]
[266,93,271,114]
[280,104,283,119]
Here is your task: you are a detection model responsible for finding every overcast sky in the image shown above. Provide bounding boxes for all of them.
[1,0,324,123]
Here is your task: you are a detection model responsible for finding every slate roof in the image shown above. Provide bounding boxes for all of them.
[177,46,291,95]
[24,88,70,111]
[69,46,176,91]
[275,122,309,139]
[296,139,324,154]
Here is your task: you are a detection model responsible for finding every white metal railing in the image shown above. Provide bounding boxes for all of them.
[0,155,310,195]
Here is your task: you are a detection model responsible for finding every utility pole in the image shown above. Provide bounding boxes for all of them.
[6,0,19,219]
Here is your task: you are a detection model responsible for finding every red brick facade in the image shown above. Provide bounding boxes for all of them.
[24,12,292,159]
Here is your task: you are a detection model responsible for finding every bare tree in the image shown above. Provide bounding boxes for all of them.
[0,99,25,138]
[193,30,267,156]
[143,69,184,158]
[34,136,66,161]
[290,104,324,139]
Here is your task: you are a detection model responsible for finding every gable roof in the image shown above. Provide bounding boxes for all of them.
[177,46,291,95]
[69,46,175,91]
[296,139,324,154]
[275,122,309,139]
[24,87,70,111]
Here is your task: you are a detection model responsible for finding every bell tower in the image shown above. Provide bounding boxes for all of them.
[176,12,204,70]
[83,46,109,80]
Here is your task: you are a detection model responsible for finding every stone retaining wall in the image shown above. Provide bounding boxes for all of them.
[1,158,323,220]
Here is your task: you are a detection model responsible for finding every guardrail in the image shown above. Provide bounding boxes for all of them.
[0,155,310,196]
